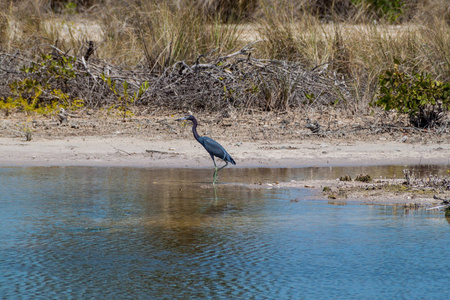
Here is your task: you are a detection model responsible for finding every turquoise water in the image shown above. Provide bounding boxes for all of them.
[0,166,449,299]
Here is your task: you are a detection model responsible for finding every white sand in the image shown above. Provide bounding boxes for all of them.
[0,135,448,168]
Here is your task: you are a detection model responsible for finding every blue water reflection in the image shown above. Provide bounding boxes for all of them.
[0,167,449,299]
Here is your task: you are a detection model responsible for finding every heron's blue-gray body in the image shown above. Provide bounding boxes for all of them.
[197,136,236,165]
[177,115,235,183]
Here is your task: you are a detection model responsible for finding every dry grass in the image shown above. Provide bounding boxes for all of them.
[254,0,450,107]
[0,0,449,116]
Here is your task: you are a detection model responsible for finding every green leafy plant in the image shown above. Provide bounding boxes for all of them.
[0,54,83,116]
[21,54,77,87]
[0,96,19,116]
[101,74,149,121]
[64,1,77,15]
[23,125,32,141]
[374,66,450,128]
[352,0,404,22]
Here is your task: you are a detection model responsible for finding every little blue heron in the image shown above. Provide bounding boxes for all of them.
[177,115,236,184]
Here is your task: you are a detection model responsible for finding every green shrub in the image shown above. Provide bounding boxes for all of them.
[352,0,404,22]
[374,66,450,128]
[101,75,149,121]
[355,174,372,182]
[0,54,84,116]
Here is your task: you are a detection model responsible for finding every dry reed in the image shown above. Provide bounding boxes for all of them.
[0,0,448,116]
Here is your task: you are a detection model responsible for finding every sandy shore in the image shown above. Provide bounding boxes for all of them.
[1,111,449,206]
[0,135,449,168]
[1,134,449,206]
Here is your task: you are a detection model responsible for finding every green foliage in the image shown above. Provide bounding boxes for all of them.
[352,0,404,22]
[23,124,32,141]
[48,0,91,14]
[101,74,149,121]
[355,174,372,182]
[0,96,19,116]
[339,175,352,181]
[21,54,76,81]
[0,54,83,116]
[374,66,450,128]
[64,2,78,15]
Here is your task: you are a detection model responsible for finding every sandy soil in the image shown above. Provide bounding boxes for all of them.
[1,110,449,206]
[0,133,448,168]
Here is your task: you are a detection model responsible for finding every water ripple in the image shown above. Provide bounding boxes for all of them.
[1,166,450,299]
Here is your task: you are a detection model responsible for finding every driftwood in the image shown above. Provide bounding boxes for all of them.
[427,195,450,211]
[0,42,354,113]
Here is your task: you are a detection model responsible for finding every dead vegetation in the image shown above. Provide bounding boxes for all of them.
[0,40,354,112]
[0,0,449,130]
[321,168,450,206]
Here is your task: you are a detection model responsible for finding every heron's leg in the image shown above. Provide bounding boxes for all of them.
[211,155,218,184]
[213,170,218,184]
[217,161,229,172]
[213,184,218,201]
[213,161,229,184]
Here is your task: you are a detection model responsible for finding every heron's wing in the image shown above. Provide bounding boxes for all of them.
[201,137,229,160]
[201,137,236,164]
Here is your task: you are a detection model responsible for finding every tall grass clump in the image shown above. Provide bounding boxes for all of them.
[0,12,9,47]
[0,0,245,68]
[1,0,45,51]
[254,0,450,112]
[256,1,336,67]
[197,0,259,22]
[96,0,245,69]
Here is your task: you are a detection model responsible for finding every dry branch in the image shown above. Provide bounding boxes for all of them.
[0,43,355,113]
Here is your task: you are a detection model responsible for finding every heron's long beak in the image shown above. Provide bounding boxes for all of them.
[176,116,188,121]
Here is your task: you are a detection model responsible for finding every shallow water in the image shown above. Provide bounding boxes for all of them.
[1,166,449,299]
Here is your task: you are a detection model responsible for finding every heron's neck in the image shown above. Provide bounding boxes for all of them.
[191,118,201,142]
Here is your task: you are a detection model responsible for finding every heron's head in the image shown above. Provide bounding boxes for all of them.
[176,115,195,122]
